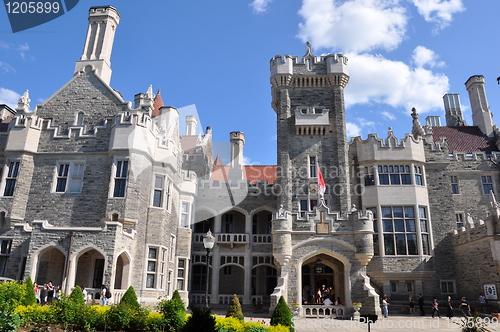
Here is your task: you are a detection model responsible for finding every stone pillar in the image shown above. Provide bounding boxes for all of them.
[211,245,220,304]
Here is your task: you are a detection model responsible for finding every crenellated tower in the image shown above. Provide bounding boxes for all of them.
[270,42,350,214]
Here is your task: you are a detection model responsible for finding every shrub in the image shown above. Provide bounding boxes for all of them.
[226,294,244,321]
[158,297,186,331]
[216,316,245,332]
[14,305,53,329]
[69,285,86,305]
[244,321,268,332]
[22,277,36,306]
[267,325,291,332]
[270,296,293,332]
[182,306,216,332]
[145,311,165,332]
[0,311,21,332]
[82,305,108,331]
[172,289,183,303]
[0,281,26,313]
[52,292,86,329]
[120,286,140,310]
[107,303,148,331]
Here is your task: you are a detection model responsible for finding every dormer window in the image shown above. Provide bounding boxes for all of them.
[76,112,85,126]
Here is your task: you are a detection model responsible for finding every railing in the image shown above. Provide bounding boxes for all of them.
[190,294,210,304]
[251,295,264,305]
[217,233,249,244]
[303,305,345,318]
[83,288,126,305]
[219,294,243,305]
[252,234,272,243]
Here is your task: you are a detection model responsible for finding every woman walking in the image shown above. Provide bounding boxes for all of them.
[431,298,440,318]
[446,296,453,319]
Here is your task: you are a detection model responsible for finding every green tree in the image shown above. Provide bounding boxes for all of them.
[226,294,244,321]
[182,306,215,332]
[270,296,294,332]
[120,286,140,310]
[69,285,85,305]
[22,277,37,306]
[0,281,25,313]
[158,298,186,332]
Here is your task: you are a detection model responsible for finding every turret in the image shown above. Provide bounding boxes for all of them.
[74,6,120,85]
[185,115,198,135]
[465,75,494,137]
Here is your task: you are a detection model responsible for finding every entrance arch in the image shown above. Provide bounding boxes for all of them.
[114,252,131,290]
[300,253,347,305]
[36,247,65,286]
[74,249,106,289]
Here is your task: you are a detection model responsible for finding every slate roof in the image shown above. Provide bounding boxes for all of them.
[431,126,497,154]
[211,165,277,184]
[152,90,164,117]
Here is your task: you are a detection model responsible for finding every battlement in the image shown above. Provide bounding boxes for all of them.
[452,216,491,246]
[270,43,349,88]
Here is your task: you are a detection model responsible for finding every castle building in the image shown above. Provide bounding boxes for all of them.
[1,6,500,317]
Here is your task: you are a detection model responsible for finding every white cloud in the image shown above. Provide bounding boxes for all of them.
[0,61,15,73]
[381,111,396,120]
[0,88,21,108]
[346,122,362,137]
[412,46,444,68]
[250,0,273,13]
[411,0,465,30]
[345,51,449,113]
[297,0,408,53]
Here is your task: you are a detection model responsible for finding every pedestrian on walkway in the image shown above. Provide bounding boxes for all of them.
[446,296,453,319]
[382,297,390,318]
[459,297,471,316]
[431,298,440,318]
[418,294,425,316]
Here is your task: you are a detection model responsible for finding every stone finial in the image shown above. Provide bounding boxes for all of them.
[16,89,30,113]
[305,41,313,57]
[411,107,425,139]
[351,204,357,212]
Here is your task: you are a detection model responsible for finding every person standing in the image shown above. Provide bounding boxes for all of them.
[409,295,416,315]
[82,286,87,303]
[431,298,440,318]
[459,297,471,316]
[39,284,48,305]
[46,281,54,304]
[100,285,108,306]
[479,293,488,313]
[33,283,40,304]
[418,294,425,316]
[446,296,453,319]
[382,297,390,318]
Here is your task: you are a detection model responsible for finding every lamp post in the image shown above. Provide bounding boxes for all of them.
[203,230,215,307]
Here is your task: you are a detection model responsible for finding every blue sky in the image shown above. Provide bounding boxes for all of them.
[1,0,499,166]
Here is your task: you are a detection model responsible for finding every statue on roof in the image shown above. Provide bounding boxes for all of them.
[411,107,425,139]
[16,89,30,113]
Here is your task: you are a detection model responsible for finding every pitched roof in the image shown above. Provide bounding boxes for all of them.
[432,126,497,154]
[152,89,164,117]
[210,165,277,184]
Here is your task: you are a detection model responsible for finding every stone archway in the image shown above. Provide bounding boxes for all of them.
[74,249,105,289]
[114,252,131,290]
[301,254,345,305]
[36,247,65,286]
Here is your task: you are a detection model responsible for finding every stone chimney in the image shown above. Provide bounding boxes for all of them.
[465,75,494,137]
[185,116,198,135]
[74,6,120,85]
[228,131,245,181]
[443,94,466,126]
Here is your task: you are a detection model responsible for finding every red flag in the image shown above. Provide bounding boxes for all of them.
[318,166,326,198]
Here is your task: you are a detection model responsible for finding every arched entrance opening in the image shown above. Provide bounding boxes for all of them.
[114,252,131,290]
[36,247,65,287]
[220,210,245,234]
[74,249,105,289]
[301,254,345,305]
[218,263,244,304]
[189,263,211,304]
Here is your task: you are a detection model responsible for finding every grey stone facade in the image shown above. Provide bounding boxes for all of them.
[0,5,499,319]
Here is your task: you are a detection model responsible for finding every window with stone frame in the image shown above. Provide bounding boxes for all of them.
[177,258,186,291]
[146,246,167,289]
[455,213,464,228]
[180,202,190,227]
[152,175,165,207]
[367,207,379,255]
[169,235,176,262]
[3,161,20,197]
[165,178,173,211]
[451,175,459,194]
[365,166,375,186]
[482,175,494,195]
[0,239,12,277]
[414,166,424,186]
[54,162,85,193]
[441,280,456,294]
[419,207,430,255]
[299,198,319,219]
[309,155,317,178]
[113,160,128,197]
[380,206,418,256]
[377,165,412,185]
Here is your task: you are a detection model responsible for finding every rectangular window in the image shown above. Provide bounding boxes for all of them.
[146,247,167,289]
[441,281,455,294]
[455,213,464,228]
[300,200,308,219]
[482,176,494,195]
[4,161,20,196]
[153,176,164,207]
[414,166,423,186]
[113,160,128,197]
[377,165,412,185]
[390,282,397,293]
[379,206,420,256]
[55,162,85,193]
[451,176,459,194]
[165,179,172,210]
[309,156,317,178]
[406,282,413,292]
[169,235,176,262]
[180,202,190,227]
[0,239,12,277]
[419,206,430,255]
[365,167,375,186]
[146,248,157,288]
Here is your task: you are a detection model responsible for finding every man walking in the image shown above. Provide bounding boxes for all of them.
[418,294,425,316]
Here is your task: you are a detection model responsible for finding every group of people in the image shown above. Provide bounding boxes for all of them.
[302,285,343,305]
[406,293,486,318]
[33,281,62,305]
